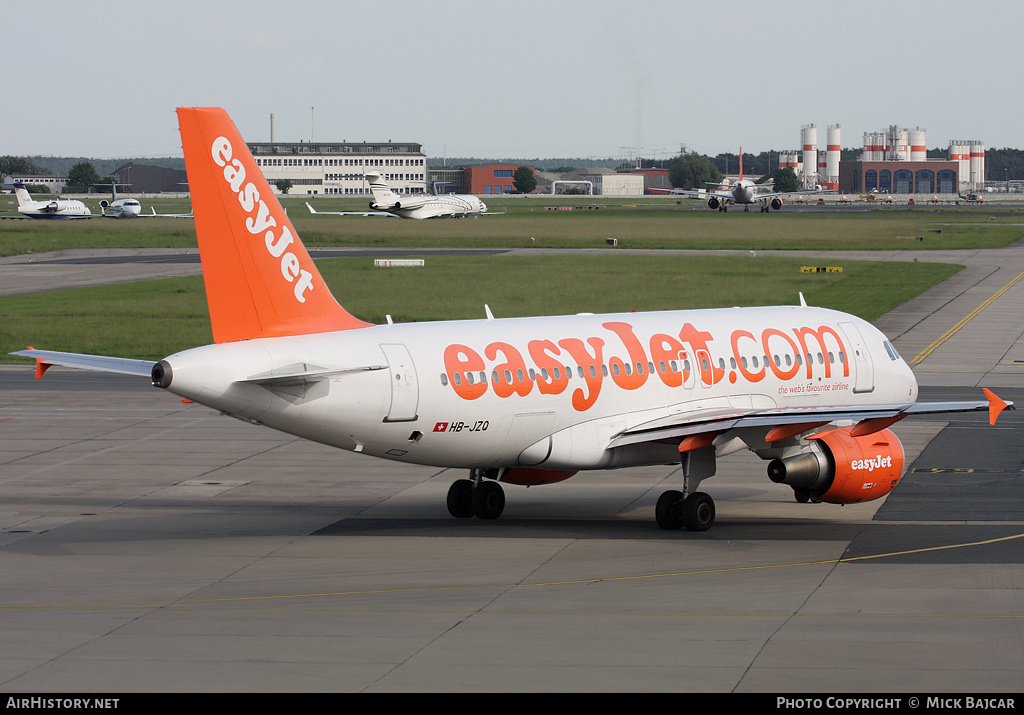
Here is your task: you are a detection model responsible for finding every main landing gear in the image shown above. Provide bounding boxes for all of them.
[447,468,505,520]
[655,490,715,531]
[655,445,717,532]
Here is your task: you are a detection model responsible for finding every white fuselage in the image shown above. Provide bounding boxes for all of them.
[731,180,758,205]
[104,198,142,218]
[390,194,487,219]
[159,305,917,471]
[18,197,91,219]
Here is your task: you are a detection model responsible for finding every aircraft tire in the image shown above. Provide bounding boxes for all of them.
[682,492,715,532]
[655,490,684,530]
[472,480,505,520]
[447,479,474,519]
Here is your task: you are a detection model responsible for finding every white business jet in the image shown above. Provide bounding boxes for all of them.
[10,182,91,218]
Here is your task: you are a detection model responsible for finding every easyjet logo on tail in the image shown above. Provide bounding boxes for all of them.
[210,136,315,304]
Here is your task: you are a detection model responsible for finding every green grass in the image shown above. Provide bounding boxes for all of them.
[0,254,960,363]
[2,196,1023,256]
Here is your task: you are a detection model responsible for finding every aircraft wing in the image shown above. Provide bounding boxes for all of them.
[305,202,396,218]
[142,207,194,218]
[749,187,836,201]
[675,189,732,200]
[610,389,1012,450]
[10,348,155,378]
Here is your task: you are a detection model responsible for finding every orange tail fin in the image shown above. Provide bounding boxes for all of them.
[177,107,371,343]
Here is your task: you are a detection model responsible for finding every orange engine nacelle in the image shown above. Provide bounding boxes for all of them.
[766,427,904,504]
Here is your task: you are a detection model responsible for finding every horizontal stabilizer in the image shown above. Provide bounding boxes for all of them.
[10,348,155,379]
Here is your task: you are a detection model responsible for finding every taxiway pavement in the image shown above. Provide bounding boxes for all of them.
[1,241,1023,692]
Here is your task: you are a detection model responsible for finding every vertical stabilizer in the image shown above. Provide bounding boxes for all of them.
[176,107,372,343]
[13,183,33,209]
[365,171,400,209]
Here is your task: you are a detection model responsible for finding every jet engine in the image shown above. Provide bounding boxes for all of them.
[766,427,904,504]
[770,197,783,210]
[707,196,721,210]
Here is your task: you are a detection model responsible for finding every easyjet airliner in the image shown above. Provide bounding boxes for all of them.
[12,108,1012,532]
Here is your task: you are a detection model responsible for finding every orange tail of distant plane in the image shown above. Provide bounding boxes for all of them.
[177,107,371,343]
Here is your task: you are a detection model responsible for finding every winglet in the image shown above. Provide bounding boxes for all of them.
[24,346,51,380]
[305,202,317,214]
[983,388,1012,425]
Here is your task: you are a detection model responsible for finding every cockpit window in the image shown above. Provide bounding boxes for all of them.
[883,341,900,361]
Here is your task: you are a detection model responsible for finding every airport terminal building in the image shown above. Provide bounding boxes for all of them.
[248,140,427,196]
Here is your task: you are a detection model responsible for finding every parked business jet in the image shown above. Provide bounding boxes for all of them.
[307,173,494,219]
[12,108,1012,533]
[98,185,143,218]
[11,183,91,218]
[97,185,193,219]
[366,171,488,219]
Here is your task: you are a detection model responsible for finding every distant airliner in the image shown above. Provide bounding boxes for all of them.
[674,149,828,212]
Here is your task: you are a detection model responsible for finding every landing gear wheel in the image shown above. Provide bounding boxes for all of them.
[471,480,505,520]
[655,490,684,530]
[681,492,715,532]
[793,489,810,504]
[447,479,474,518]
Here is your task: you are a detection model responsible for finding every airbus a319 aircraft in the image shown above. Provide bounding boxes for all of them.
[13,107,1013,533]
[677,150,826,213]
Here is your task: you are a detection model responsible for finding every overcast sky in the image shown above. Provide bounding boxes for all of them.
[5,1,1021,160]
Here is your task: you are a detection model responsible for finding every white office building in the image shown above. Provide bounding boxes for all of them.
[248,141,428,196]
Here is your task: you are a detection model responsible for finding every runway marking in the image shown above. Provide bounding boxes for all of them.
[910,269,1024,365]
[3,531,1022,612]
